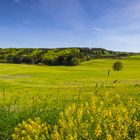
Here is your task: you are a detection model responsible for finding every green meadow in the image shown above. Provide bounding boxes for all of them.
[0,59,140,139]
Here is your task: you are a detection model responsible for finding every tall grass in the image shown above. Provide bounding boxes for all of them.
[0,59,140,139]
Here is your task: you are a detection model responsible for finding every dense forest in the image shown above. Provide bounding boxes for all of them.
[0,48,137,66]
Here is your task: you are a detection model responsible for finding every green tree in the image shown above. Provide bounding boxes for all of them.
[70,58,80,66]
[113,61,123,71]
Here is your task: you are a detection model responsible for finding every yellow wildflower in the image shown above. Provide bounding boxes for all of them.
[106,134,113,140]
[95,124,102,137]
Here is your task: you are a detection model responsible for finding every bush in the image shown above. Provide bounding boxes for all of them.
[70,58,80,66]
[113,61,123,71]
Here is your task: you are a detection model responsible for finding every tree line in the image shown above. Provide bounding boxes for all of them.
[0,48,130,66]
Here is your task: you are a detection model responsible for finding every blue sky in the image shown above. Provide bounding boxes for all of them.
[0,0,140,52]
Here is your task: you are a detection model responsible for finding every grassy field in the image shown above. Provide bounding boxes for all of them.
[0,59,140,139]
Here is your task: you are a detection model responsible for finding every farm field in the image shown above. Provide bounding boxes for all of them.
[0,59,140,139]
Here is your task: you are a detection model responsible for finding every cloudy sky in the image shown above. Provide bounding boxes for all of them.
[0,0,140,52]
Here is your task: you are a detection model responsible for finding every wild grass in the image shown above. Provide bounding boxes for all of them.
[0,59,140,139]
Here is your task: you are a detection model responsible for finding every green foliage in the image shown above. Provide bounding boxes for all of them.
[0,48,131,66]
[113,61,123,71]
[128,55,140,60]
[70,58,80,66]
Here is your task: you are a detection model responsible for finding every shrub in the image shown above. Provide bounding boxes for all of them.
[70,58,80,66]
[113,61,123,71]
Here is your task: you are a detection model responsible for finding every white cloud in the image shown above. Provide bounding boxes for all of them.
[100,1,140,27]
[37,0,86,30]
[93,27,103,32]
[92,1,140,52]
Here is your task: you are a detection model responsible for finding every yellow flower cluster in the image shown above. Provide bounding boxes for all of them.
[12,93,140,140]
[57,93,140,140]
[12,117,51,140]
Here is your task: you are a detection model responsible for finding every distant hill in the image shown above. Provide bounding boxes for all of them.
[0,48,139,66]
